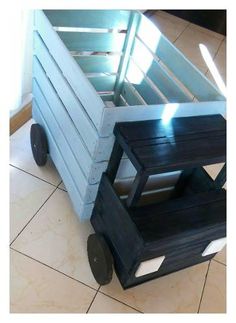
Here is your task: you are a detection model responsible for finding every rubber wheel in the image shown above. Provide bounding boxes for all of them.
[30,124,48,166]
[87,233,113,285]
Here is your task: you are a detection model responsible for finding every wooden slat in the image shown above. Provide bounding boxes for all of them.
[121,81,144,105]
[88,75,116,92]
[34,10,104,129]
[132,190,226,243]
[126,60,166,104]
[32,78,107,184]
[44,10,131,30]
[33,81,99,203]
[136,14,225,102]
[74,55,120,73]
[32,101,94,220]
[114,12,141,104]
[99,101,226,137]
[33,40,98,156]
[33,53,112,163]
[131,38,192,103]
[57,31,126,52]
[114,116,226,175]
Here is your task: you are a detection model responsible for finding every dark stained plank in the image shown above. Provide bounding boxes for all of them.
[113,115,226,175]
[131,189,226,243]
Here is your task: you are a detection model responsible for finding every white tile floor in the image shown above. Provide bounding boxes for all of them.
[10,10,226,313]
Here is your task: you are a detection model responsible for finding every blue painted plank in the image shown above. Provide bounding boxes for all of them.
[32,101,94,220]
[32,45,98,157]
[88,75,116,92]
[137,14,225,101]
[34,10,105,129]
[114,12,141,104]
[131,38,192,103]
[100,93,115,102]
[126,60,166,104]
[33,80,99,203]
[99,101,226,137]
[74,55,120,73]
[33,55,111,165]
[121,81,144,105]
[57,31,126,52]
[32,76,107,184]
[44,10,131,30]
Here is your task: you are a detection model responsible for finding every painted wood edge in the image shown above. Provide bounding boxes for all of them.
[10,102,32,135]
[34,10,105,128]
[99,101,226,136]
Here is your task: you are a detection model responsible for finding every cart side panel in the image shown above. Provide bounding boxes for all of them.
[99,102,226,137]
[136,14,225,102]
[32,101,94,220]
[34,10,105,129]
[33,32,100,154]
[32,56,107,184]
[32,79,99,203]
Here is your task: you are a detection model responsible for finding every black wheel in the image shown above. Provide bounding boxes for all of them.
[87,233,113,285]
[30,124,48,166]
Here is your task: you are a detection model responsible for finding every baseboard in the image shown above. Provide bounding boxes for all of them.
[10,101,32,135]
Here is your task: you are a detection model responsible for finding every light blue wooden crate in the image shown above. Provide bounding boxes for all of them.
[33,10,226,220]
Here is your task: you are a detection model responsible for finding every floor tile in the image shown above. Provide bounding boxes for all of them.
[205,38,226,89]
[188,23,225,41]
[10,249,96,313]
[100,262,209,313]
[10,119,61,186]
[155,10,190,27]
[174,25,223,74]
[199,261,226,313]
[204,163,225,180]
[204,163,226,189]
[10,166,55,243]
[149,13,189,42]
[12,189,99,289]
[214,246,226,265]
[88,292,139,313]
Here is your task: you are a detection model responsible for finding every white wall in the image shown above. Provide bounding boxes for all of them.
[10,10,33,117]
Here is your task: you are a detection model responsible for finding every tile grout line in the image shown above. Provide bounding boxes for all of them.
[10,163,60,188]
[212,258,226,266]
[173,21,191,44]
[197,260,211,313]
[98,290,143,313]
[86,286,101,313]
[10,247,98,293]
[10,183,60,246]
[11,244,143,313]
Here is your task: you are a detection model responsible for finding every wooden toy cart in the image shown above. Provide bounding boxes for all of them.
[31,10,226,221]
[87,115,226,289]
